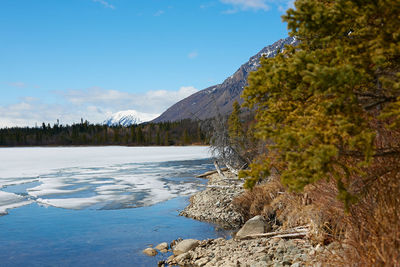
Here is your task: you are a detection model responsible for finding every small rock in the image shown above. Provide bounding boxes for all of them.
[155,242,168,251]
[167,255,175,264]
[173,239,199,255]
[175,252,191,263]
[142,248,157,256]
[170,238,182,249]
[195,257,209,266]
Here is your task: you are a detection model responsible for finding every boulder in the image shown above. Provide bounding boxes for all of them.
[235,215,270,239]
[142,247,157,256]
[155,242,169,251]
[173,239,199,255]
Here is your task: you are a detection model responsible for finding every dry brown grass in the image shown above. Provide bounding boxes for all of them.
[234,166,400,266]
[232,176,284,223]
[334,168,400,266]
[232,112,400,266]
[232,176,329,235]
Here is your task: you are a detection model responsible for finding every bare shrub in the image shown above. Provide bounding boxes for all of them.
[233,123,400,266]
[335,170,400,266]
[232,177,284,222]
[307,160,400,266]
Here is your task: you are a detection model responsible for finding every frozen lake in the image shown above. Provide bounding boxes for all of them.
[0,146,226,266]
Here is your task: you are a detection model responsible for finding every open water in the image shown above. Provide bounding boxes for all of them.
[0,146,227,266]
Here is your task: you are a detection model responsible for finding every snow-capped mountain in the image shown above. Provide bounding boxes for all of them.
[153,36,297,122]
[104,110,159,126]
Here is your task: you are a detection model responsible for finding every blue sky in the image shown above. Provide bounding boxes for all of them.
[0,0,292,127]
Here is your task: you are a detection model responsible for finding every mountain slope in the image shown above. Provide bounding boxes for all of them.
[153,36,297,122]
[104,110,159,126]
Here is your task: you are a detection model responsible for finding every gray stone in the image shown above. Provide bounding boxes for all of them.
[195,257,209,266]
[298,254,307,261]
[283,255,292,262]
[142,247,157,256]
[291,262,301,267]
[175,252,191,263]
[251,262,268,267]
[167,255,175,263]
[235,215,270,239]
[173,239,199,255]
[155,242,168,251]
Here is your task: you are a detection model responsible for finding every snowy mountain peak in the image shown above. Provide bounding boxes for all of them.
[104,110,159,126]
[153,36,297,122]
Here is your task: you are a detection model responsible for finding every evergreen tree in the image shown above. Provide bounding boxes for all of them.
[241,0,400,204]
[228,100,244,146]
[113,128,120,143]
[164,131,170,146]
[182,129,190,145]
[103,126,109,144]
[130,126,136,143]
[136,127,144,144]
[156,131,161,146]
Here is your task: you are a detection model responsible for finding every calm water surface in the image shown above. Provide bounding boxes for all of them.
[0,147,228,267]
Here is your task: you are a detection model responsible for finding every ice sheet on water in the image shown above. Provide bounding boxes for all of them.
[0,146,211,212]
[0,146,209,179]
[0,191,33,215]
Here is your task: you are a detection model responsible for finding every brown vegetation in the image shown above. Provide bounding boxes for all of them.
[233,164,400,266]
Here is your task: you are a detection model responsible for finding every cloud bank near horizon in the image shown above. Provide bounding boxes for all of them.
[0,86,198,128]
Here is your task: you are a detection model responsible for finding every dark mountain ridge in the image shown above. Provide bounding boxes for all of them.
[153,36,297,123]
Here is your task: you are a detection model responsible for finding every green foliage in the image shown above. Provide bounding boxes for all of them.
[228,101,244,142]
[242,0,400,206]
[0,119,208,147]
[239,158,271,189]
[182,129,190,145]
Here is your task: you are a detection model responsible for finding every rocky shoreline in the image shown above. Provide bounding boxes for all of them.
[179,171,245,229]
[144,171,331,266]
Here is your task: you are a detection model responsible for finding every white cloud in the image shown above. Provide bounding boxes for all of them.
[93,0,115,9]
[0,86,198,128]
[278,0,295,12]
[0,98,64,128]
[200,2,216,9]
[8,82,27,88]
[59,86,198,113]
[154,10,165,16]
[220,0,269,12]
[188,51,198,59]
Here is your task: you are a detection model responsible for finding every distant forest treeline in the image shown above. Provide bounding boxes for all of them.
[0,119,208,147]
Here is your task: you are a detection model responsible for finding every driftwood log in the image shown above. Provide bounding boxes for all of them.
[196,168,228,178]
[213,161,226,179]
[236,226,310,240]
